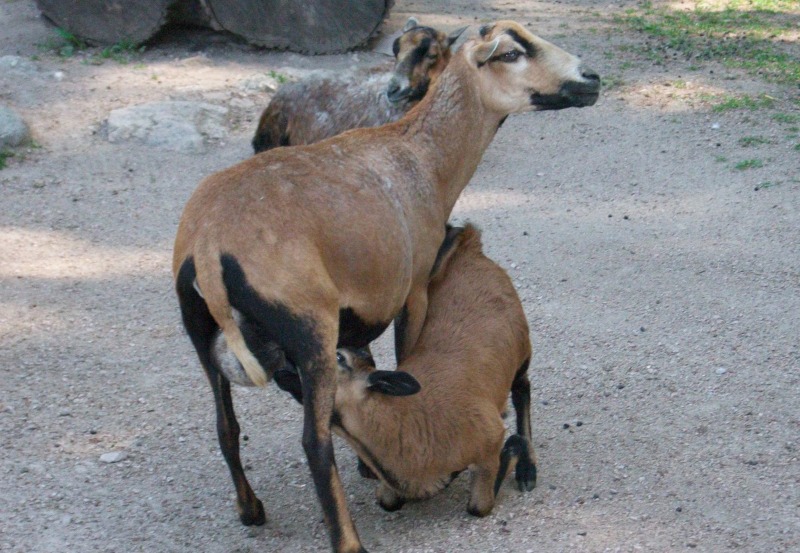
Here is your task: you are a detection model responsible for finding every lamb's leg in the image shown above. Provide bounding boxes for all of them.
[467,455,501,517]
[510,359,537,491]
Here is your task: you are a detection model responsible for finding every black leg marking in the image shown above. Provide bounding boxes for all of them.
[510,358,537,492]
[393,305,409,364]
[494,434,537,495]
[301,359,364,553]
[511,359,532,440]
[357,458,378,480]
[176,258,265,526]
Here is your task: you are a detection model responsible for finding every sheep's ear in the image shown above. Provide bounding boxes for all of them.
[403,17,419,32]
[429,225,464,283]
[447,26,468,47]
[366,370,421,396]
[472,37,500,66]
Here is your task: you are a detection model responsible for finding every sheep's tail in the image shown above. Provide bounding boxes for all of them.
[193,252,272,387]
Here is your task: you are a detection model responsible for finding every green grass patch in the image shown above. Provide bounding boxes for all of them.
[0,150,12,170]
[38,28,88,58]
[268,70,289,85]
[794,143,800,151]
[98,40,145,64]
[734,158,765,169]
[601,75,626,89]
[772,113,799,124]
[703,93,776,111]
[738,135,772,146]
[616,1,800,84]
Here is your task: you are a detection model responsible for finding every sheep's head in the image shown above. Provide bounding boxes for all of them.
[467,20,600,114]
[334,348,420,407]
[386,18,467,104]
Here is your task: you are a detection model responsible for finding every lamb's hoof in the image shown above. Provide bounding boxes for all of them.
[378,497,405,512]
[239,498,266,526]
[466,503,492,517]
[515,457,537,492]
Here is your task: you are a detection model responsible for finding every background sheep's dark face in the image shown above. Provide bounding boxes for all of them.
[387,24,459,104]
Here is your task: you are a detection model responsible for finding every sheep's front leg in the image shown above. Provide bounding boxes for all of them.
[300,352,366,553]
[393,285,428,363]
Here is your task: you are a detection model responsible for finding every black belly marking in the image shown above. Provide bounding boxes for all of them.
[338,307,390,348]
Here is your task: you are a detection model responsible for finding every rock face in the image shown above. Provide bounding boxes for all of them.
[106,101,228,153]
[0,106,30,148]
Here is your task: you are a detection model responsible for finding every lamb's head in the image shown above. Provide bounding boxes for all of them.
[466,20,600,114]
[386,18,467,104]
[334,348,420,407]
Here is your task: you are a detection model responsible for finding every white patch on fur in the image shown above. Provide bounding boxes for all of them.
[211,309,257,387]
[220,311,269,387]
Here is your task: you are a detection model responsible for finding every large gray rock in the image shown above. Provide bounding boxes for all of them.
[106,101,228,153]
[0,106,30,148]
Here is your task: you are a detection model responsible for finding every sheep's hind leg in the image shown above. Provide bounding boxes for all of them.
[175,258,264,526]
[211,371,266,525]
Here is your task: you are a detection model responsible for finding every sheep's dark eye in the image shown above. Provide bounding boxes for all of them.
[426,53,438,60]
[336,352,345,365]
[500,50,522,62]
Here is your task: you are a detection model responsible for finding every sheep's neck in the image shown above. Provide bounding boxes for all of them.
[402,56,504,216]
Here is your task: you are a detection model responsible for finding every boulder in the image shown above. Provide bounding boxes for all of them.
[107,101,228,153]
[0,106,30,148]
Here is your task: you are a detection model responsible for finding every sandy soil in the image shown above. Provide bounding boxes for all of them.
[1,0,798,552]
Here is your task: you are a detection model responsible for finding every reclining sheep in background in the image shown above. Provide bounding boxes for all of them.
[174,20,599,553]
[251,17,465,153]
[330,224,537,516]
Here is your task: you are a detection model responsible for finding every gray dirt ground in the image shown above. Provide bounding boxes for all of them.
[1,0,798,552]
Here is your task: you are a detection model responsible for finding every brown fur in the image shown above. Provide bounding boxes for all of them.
[173,21,598,553]
[334,225,534,516]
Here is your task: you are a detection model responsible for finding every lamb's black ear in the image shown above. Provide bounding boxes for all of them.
[366,370,421,396]
[429,224,464,283]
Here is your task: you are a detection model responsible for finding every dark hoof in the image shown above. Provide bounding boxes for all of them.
[466,504,490,517]
[378,497,405,512]
[516,458,537,492]
[357,458,378,480]
[239,498,266,526]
